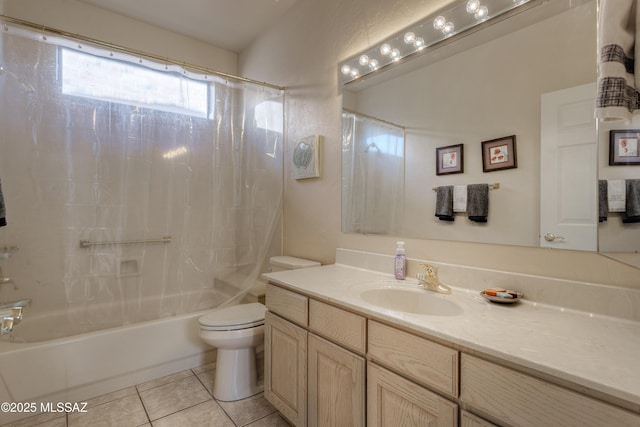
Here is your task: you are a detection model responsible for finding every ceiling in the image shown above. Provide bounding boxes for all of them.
[78,0,298,52]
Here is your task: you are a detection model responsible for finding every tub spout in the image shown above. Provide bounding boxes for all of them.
[0,299,31,334]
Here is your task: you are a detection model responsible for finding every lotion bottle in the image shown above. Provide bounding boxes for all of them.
[394,241,406,280]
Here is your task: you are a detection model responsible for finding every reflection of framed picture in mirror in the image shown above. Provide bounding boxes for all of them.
[482,135,517,172]
[436,144,463,175]
[610,130,640,166]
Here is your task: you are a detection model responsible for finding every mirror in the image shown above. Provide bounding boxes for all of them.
[341,0,604,248]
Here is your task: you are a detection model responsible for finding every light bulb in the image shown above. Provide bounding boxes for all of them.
[433,16,446,30]
[350,68,360,77]
[359,55,369,65]
[341,64,351,75]
[475,6,488,20]
[443,22,455,35]
[380,44,392,56]
[414,37,425,49]
[369,59,379,69]
[466,0,480,14]
[390,48,401,61]
[404,32,416,44]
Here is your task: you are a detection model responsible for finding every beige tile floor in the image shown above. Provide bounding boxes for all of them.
[4,362,290,427]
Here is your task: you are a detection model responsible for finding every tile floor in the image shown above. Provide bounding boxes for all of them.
[4,362,290,427]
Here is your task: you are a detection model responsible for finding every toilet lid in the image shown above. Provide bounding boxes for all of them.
[198,303,266,330]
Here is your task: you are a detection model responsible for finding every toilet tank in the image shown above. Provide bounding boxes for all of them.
[269,256,320,272]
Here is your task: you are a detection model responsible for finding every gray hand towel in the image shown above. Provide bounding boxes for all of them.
[623,179,640,223]
[435,186,454,221]
[599,180,608,222]
[0,178,6,227]
[467,184,489,222]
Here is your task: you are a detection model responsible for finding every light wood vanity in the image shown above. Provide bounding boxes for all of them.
[264,282,640,427]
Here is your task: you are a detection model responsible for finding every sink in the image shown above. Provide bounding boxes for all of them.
[359,288,464,316]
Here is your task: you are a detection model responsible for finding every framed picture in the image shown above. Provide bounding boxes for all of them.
[609,130,640,166]
[436,144,464,175]
[481,135,517,172]
[292,135,321,179]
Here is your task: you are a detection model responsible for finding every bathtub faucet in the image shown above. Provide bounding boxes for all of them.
[0,299,31,335]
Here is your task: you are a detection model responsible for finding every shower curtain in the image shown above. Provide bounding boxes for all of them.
[341,111,404,236]
[0,23,283,334]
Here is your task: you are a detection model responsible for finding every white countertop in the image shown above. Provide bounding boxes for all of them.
[262,263,640,410]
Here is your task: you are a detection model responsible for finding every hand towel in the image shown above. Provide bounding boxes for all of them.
[599,180,608,222]
[608,179,626,212]
[453,185,467,212]
[467,184,489,222]
[435,186,454,221]
[595,0,640,121]
[0,178,6,227]
[623,179,640,223]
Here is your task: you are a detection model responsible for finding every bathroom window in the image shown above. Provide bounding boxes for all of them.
[59,48,210,118]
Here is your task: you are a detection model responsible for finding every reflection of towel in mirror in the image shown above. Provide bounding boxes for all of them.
[435,186,454,221]
[623,179,640,223]
[599,180,608,222]
[0,178,6,227]
[467,184,489,223]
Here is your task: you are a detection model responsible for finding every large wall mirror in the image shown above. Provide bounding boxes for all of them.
[341,0,640,268]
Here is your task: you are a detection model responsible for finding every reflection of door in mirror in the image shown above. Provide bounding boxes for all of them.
[341,110,405,235]
[540,83,597,252]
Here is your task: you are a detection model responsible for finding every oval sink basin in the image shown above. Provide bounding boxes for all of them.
[360,288,464,316]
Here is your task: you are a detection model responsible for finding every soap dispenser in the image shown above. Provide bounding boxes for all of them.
[394,241,406,280]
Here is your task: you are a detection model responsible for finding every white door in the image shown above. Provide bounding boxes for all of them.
[540,83,597,251]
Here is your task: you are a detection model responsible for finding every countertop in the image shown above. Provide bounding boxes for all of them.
[262,263,640,411]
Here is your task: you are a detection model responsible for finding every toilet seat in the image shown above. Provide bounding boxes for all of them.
[198,302,266,331]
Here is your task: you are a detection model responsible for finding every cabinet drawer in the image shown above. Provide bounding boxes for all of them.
[461,354,640,427]
[309,299,366,354]
[368,320,459,398]
[266,283,308,327]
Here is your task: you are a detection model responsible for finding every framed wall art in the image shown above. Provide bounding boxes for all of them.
[481,135,517,172]
[292,135,321,179]
[436,144,464,175]
[609,130,640,166]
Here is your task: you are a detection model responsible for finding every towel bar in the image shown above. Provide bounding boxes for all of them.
[432,183,500,192]
[79,236,171,248]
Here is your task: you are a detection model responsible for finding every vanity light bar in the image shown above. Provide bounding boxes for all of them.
[339,0,534,85]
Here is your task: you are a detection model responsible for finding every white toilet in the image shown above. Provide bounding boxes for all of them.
[198,256,320,401]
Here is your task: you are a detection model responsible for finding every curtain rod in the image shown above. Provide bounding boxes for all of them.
[342,108,406,130]
[0,14,285,91]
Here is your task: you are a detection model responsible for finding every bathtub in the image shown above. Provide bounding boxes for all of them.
[0,291,238,424]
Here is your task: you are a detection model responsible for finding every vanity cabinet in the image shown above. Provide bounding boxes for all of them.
[265,283,366,427]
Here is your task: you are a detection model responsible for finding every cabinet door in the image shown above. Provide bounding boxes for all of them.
[368,362,458,427]
[308,334,365,427]
[265,311,308,427]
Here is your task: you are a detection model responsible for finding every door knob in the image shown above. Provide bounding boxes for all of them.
[544,233,564,242]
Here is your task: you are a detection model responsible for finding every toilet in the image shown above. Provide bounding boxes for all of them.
[198,256,320,401]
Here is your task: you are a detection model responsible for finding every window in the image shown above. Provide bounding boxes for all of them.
[60,48,209,118]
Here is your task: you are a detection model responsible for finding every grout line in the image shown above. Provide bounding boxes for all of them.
[135,387,152,426]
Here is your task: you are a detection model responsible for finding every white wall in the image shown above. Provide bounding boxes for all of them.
[3,0,237,74]
[240,0,640,289]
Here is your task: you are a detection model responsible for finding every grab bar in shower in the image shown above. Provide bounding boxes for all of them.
[79,236,172,248]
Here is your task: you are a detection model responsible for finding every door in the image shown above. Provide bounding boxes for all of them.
[540,83,597,250]
[264,311,308,426]
[307,334,365,427]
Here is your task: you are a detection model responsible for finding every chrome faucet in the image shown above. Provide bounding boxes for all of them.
[0,299,31,335]
[416,264,451,294]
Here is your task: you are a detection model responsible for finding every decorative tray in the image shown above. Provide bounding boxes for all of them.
[480,289,523,304]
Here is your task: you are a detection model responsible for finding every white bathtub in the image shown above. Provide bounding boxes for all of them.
[0,303,221,424]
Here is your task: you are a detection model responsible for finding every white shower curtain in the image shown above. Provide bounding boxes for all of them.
[0,23,283,334]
